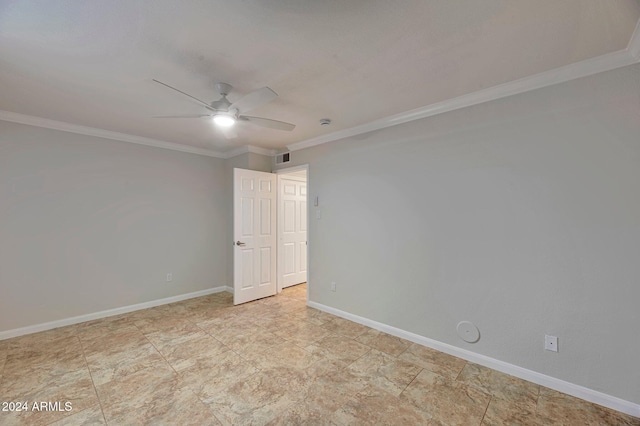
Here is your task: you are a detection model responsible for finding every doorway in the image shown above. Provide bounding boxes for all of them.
[232,165,309,305]
[276,166,308,293]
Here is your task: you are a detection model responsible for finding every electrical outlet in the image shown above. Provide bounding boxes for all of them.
[545,335,558,352]
[166,273,172,282]
[331,281,336,292]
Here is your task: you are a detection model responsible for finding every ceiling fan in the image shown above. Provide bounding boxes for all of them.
[152,79,295,133]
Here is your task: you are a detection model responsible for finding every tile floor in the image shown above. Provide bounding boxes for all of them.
[0,283,638,425]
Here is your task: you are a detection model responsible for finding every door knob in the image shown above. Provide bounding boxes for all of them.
[236,241,246,246]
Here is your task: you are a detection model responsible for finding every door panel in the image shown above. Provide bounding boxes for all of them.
[284,200,296,232]
[260,198,271,234]
[284,243,295,274]
[278,175,308,288]
[299,241,307,275]
[260,247,271,284]
[234,168,277,305]
[241,249,254,289]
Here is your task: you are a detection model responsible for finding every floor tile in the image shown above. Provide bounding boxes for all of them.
[178,349,258,402]
[96,362,179,418]
[321,317,370,338]
[197,313,258,337]
[218,328,287,356]
[301,367,371,413]
[133,315,196,334]
[105,386,222,425]
[306,334,371,364]
[347,349,422,396]
[400,369,491,425]
[265,401,339,426]
[3,326,79,354]
[457,363,540,410]
[285,307,335,326]
[204,366,311,425]
[331,385,436,425]
[2,283,636,425]
[79,326,149,357]
[76,316,136,339]
[355,329,411,357]
[48,404,106,426]
[536,387,640,426]
[3,337,85,374]
[155,333,228,372]
[85,342,167,386]
[481,396,538,426]
[245,341,324,370]
[0,366,99,426]
[0,345,7,377]
[143,322,208,351]
[273,320,332,347]
[398,343,467,379]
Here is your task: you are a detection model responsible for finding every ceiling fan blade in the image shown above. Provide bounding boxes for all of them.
[152,79,212,109]
[239,115,295,131]
[230,87,278,113]
[153,114,210,118]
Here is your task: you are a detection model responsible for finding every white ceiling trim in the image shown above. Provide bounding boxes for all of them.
[287,34,640,153]
[247,145,277,157]
[223,145,253,159]
[222,145,277,159]
[2,16,639,159]
[0,109,227,158]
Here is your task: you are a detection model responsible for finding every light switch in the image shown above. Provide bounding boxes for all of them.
[316,210,321,219]
[314,196,319,206]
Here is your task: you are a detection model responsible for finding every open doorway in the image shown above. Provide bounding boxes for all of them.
[276,166,308,294]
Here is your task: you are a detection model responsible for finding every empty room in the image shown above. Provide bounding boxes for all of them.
[1,1,639,424]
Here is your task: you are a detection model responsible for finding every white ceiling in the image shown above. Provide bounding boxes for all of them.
[1,1,639,155]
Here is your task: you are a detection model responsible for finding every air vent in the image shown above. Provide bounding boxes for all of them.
[275,152,291,165]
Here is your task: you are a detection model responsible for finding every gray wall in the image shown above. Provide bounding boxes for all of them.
[0,122,228,331]
[276,64,640,404]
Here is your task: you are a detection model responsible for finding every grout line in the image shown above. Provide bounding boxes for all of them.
[479,396,492,426]
[399,367,423,396]
[78,334,109,425]
[454,361,468,382]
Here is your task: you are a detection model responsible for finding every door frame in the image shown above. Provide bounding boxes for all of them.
[275,164,309,299]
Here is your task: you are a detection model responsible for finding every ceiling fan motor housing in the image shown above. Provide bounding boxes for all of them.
[215,82,233,96]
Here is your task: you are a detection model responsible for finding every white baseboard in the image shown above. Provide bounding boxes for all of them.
[0,286,231,341]
[308,301,640,418]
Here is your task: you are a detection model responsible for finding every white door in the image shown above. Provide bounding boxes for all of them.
[234,168,277,305]
[278,175,307,288]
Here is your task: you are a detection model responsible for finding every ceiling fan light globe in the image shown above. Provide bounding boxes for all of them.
[213,114,235,127]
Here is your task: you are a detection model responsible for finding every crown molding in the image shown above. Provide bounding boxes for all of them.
[628,17,640,61]
[287,35,640,153]
[247,145,277,157]
[222,145,251,158]
[0,110,227,158]
[223,145,276,159]
[3,17,639,158]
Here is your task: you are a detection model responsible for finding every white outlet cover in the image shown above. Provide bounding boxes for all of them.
[545,335,558,352]
[456,321,480,343]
